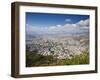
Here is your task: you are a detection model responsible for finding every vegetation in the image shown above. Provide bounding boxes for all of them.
[59,50,89,65]
[26,50,89,67]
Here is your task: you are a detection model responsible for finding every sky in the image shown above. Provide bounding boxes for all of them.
[26,12,89,36]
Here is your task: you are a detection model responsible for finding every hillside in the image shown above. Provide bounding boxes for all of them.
[26,34,89,67]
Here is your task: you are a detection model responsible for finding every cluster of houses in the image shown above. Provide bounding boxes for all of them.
[26,36,89,59]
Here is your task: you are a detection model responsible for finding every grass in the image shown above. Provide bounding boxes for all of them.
[61,50,89,65]
[26,50,89,67]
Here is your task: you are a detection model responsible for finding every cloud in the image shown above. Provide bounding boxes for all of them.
[48,26,57,30]
[77,19,89,26]
[26,19,89,35]
[65,19,71,22]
